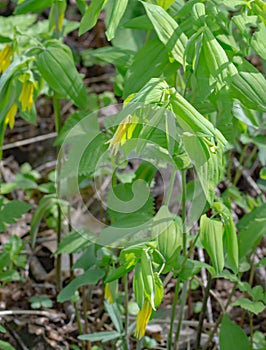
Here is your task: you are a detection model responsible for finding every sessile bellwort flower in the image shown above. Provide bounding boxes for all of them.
[19,80,35,112]
[107,114,139,155]
[5,103,17,129]
[135,299,152,339]
[104,283,114,304]
[0,44,13,73]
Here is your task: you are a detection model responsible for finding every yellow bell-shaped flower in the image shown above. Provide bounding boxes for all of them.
[104,283,114,304]
[5,103,18,129]
[19,81,35,112]
[0,44,13,73]
[107,114,139,155]
[135,299,152,339]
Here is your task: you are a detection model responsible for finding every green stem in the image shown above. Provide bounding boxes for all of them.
[174,280,189,350]
[167,278,180,350]
[233,144,257,186]
[74,301,86,350]
[67,204,74,280]
[137,339,143,350]
[53,94,62,134]
[81,286,91,350]
[195,272,212,350]
[181,170,187,254]
[53,93,63,292]
[168,169,188,349]
[202,282,237,350]
[165,169,176,206]
[249,313,254,349]
[0,122,7,163]
[123,274,129,350]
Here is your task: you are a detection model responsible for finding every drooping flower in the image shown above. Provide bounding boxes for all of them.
[0,44,13,73]
[104,283,114,304]
[18,80,35,112]
[107,114,139,155]
[5,103,18,129]
[135,299,152,339]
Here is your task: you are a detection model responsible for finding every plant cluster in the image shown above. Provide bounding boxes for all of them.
[0,0,266,349]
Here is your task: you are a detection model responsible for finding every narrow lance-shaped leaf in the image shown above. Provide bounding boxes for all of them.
[106,0,128,41]
[200,214,224,274]
[237,203,266,259]
[170,90,227,146]
[141,1,187,64]
[14,0,52,15]
[57,268,105,302]
[183,133,224,204]
[223,216,238,274]
[124,39,179,97]
[229,58,266,112]
[79,0,105,35]
[30,194,59,248]
[133,262,145,309]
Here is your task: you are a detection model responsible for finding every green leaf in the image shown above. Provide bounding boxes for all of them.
[0,14,37,38]
[106,259,136,283]
[107,181,154,225]
[220,314,251,350]
[124,15,153,30]
[14,0,52,14]
[57,268,105,303]
[237,203,266,259]
[230,58,266,112]
[79,0,105,35]
[0,325,6,333]
[0,200,32,233]
[141,1,187,64]
[105,302,123,332]
[223,216,238,273]
[141,250,155,309]
[251,23,266,60]
[124,39,179,97]
[82,46,134,70]
[56,230,91,254]
[170,91,226,143]
[0,340,16,350]
[106,0,128,41]
[36,40,88,109]
[30,295,53,309]
[78,331,121,342]
[195,27,229,97]
[153,272,164,308]
[200,215,224,274]
[0,57,33,123]
[0,269,22,283]
[30,195,58,248]
[232,298,265,315]
[260,167,266,180]
[133,262,145,308]
[179,259,214,281]
[183,134,224,204]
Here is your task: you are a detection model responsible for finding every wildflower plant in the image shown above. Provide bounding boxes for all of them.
[0,1,266,350]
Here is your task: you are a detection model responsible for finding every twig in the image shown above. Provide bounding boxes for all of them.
[198,248,213,323]
[5,324,30,350]
[233,158,261,195]
[202,282,237,350]
[195,272,212,350]
[0,309,64,319]
[0,132,57,151]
